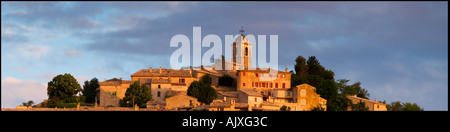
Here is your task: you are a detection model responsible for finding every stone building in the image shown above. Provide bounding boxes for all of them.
[98,78,133,107]
[346,95,387,111]
[165,94,200,111]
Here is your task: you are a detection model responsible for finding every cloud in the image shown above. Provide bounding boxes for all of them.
[11,44,51,58]
[1,77,48,108]
[64,49,83,57]
[1,2,447,110]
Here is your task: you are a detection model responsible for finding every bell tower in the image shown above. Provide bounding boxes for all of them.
[232,25,252,70]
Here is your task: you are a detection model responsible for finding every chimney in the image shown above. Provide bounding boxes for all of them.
[160,67,162,74]
[375,100,378,103]
[222,59,225,70]
[149,67,152,72]
[285,68,288,72]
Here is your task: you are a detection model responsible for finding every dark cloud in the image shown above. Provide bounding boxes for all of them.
[2,2,447,110]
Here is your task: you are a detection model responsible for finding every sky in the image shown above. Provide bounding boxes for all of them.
[1,1,447,110]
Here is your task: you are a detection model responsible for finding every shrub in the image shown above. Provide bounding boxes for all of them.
[219,74,234,86]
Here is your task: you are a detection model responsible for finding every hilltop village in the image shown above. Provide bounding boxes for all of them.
[95,34,386,111]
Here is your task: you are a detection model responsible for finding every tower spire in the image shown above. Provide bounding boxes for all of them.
[239,24,245,35]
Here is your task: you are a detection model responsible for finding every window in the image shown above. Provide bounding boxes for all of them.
[300,99,306,106]
[180,78,185,83]
[275,83,278,88]
[243,83,245,87]
[262,82,265,87]
[158,85,161,89]
[269,83,272,88]
[255,73,258,77]
[189,100,193,106]
[157,91,161,97]
[377,105,379,109]
[300,89,306,97]
[283,74,286,78]
[245,47,248,56]
[282,83,286,88]
[110,92,117,96]
[243,72,245,76]
[252,82,254,87]
[254,98,257,102]
[261,91,264,95]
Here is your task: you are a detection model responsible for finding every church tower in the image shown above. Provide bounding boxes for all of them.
[232,26,252,70]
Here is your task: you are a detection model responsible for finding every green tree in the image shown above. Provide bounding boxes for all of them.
[306,56,323,76]
[47,73,82,103]
[219,74,234,86]
[200,74,212,85]
[280,105,291,111]
[402,102,423,111]
[305,75,323,88]
[21,100,34,107]
[387,101,403,111]
[294,56,309,79]
[337,79,370,99]
[311,104,325,111]
[351,100,369,111]
[82,77,99,104]
[321,69,335,81]
[290,74,303,87]
[187,81,217,105]
[119,81,152,108]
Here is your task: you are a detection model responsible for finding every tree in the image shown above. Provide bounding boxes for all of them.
[187,81,217,105]
[351,100,369,111]
[82,77,99,104]
[401,102,423,111]
[311,104,325,111]
[306,56,323,76]
[387,101,403,111]
[219,74,234,86]
[290,74,302,87]
[280,105,291,111]
[200,74,212,85]
[119,81,152,108]
[22,100,34,107]
[386,101,423,111]
[294,56,309,79]
[47,73,82,103]
[337,79,370,99]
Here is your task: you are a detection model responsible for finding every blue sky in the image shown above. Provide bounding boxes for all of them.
[1,1,447,110]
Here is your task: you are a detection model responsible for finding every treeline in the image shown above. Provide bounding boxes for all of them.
[291,56,423,111]
[28,73,100,108]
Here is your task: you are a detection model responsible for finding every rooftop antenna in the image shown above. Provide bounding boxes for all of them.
[239,24,245,35]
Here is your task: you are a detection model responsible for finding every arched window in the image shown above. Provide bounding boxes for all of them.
[245,47,248,56]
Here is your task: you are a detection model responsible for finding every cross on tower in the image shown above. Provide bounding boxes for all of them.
[239,25,245,35]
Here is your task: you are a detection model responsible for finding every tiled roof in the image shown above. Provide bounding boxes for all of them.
[131,68,193,77]
[217,91,239,98]
[99,78,134,86]
[261,101,279,107]
[239,68,290,74]
[240,88,263,97]
[209,101,231,108]
[346,95,385,105]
